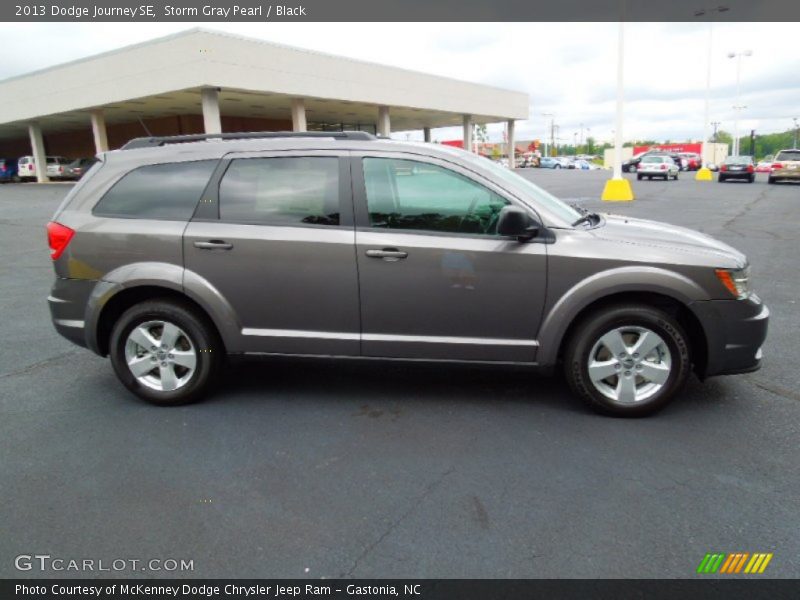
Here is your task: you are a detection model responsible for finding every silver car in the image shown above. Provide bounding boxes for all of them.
[46,132,768,416]
[636,155,680,181]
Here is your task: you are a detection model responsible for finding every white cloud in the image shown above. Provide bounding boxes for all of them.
[0,21,796,144]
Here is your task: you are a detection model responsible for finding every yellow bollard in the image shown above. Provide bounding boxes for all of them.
[601,178,635,202]
[695,167,713,181]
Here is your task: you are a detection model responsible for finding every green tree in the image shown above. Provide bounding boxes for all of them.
[585,136,596,154]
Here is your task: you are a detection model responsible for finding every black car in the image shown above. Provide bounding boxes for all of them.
[63,157,98,181]
[718,156,755,183]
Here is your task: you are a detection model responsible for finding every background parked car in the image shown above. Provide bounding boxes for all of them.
[768,149,800,184]
[636,155,680,180]
[718,155,755,183]
[622,152,648,173]
[63,157,98,180]
[17,155,71,181]
[0,157,19,183]
[755,161,772,173]
[573,159,602,170]
[538,157,562,169]
[678,152,702,171]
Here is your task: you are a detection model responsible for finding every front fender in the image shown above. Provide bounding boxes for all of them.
[536,266,709,366]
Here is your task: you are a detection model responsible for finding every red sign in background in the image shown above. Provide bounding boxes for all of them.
[633,142,702,155]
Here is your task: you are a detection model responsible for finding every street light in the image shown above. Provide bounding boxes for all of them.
[728,49,752,156]
[542,112,555,157]
[693,5,729,180]
[793,117,798,149]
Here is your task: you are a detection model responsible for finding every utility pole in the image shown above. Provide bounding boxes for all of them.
[728,49,752,156]
[794,117,799,148]
[711,121,720,142]
[749,129,756,157]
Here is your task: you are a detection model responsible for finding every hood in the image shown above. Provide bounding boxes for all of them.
[592,214,746,267]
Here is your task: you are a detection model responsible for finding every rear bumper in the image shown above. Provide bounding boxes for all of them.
[770,170,800,179]
[48,277,97,350]
[719,171,753,179]
[690,296,769,377]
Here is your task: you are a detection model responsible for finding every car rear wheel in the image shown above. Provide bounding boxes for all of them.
[768,177,776,184]
[636,174,642,180]
[109,300,221,406]
[563,304,691,417]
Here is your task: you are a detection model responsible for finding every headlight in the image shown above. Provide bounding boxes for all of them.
[715,267,751,299]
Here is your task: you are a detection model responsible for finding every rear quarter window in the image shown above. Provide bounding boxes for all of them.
[93,160,217,220]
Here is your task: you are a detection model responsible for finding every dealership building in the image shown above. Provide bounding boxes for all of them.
[0,28,529,181]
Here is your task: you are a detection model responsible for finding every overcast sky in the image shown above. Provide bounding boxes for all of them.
[1,22,797,144]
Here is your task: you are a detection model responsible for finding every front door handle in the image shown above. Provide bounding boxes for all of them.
[194,240,233,250]
[365,248,408,261]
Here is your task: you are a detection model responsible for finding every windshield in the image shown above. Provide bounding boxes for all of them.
[776,150,800,161]
[456,149,582,224]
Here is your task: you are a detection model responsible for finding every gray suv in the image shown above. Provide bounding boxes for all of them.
[47,132,769,416]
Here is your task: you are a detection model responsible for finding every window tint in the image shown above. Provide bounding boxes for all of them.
[219,157,340,226]
[776,150,800,161]
[93,160,216,220]
[362,158,509,236]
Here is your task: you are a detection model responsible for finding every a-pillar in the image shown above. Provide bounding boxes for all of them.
[28,122,49,183]
[291,98,307,132]
[201,87,222,135]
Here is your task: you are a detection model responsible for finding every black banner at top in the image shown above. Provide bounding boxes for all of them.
[3,0,800,22]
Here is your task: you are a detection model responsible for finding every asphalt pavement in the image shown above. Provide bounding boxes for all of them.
[1,171,798,579]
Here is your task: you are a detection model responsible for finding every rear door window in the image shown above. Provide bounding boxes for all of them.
[218,157,341,226]
[93,160,216,220]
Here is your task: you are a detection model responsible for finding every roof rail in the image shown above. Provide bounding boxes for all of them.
[120,130,377,150]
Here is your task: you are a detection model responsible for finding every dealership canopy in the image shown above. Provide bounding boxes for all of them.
[0,28,529,180]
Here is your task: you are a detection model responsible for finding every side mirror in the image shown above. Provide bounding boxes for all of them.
[497,206,539,241]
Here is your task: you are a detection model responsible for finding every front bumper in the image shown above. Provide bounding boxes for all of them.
[690,296,769,377]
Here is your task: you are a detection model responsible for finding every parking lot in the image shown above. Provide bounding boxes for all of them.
[1,171,799,579]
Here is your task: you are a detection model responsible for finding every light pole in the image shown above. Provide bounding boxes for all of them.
[542,112,555,157]
[693,5,729,180]
[601,20,634,202]
[711,121,721,142]
[794,117,798,148]
[728,49,752,156]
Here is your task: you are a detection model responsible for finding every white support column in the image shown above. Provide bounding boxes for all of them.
[291,98,307,132]
[90,109,109,153]
[28,122,49,183]
[463,115,473,152]
[377,106,390,137]
[423,127,431,143]
[507,120,516,169]
[201,87,222,135]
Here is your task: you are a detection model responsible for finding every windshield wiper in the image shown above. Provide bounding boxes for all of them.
[571,211,600,227]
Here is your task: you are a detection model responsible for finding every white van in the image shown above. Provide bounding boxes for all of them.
[17,156,70,181]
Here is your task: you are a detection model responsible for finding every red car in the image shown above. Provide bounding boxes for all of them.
[755,161,772,173]
[678,152,702,171]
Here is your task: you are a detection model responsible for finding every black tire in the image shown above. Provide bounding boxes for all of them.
[768,177,776,184]
[748,175,755,183]
[718,176,725,182]
[674,172,679,180]
[636,174,642,180]
[109,299,222,406]
[563,304,691,417]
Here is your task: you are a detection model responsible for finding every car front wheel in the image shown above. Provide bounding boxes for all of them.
[109,300,221,405]
[564,304,691,417]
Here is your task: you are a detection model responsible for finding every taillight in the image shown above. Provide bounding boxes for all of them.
[660,164,667,170]
[46,222,74,260]
[747,165,754,173]
[720,165,727,172]
[772,163,783,170]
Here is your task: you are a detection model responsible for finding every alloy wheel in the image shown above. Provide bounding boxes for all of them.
[124,320,197,392]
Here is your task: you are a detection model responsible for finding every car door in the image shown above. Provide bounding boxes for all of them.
[352,152,548,363]
[183,150,361,356]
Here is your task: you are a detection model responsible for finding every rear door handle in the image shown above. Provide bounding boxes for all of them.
[365,248,408,261]
[193,240,233,250]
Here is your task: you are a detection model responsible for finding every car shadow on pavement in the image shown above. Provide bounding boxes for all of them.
[209,357,732,417]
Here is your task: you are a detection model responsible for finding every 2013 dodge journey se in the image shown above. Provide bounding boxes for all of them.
[47,132,769,416]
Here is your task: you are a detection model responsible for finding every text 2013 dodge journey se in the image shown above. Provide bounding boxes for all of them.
[47,132,769,416]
